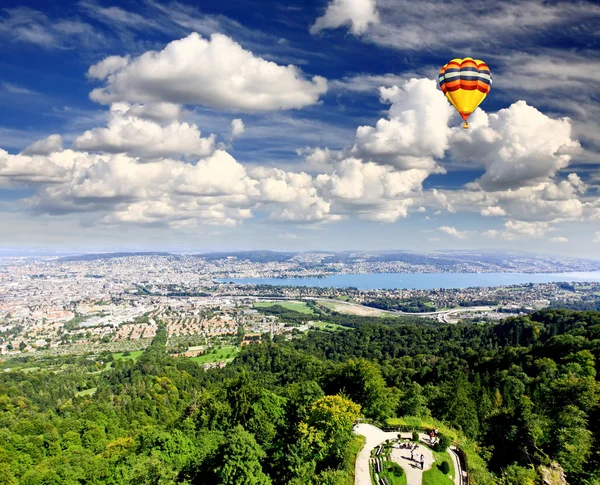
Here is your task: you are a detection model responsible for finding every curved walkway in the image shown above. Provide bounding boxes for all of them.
[354,424,463,485]
[354,424,399,485]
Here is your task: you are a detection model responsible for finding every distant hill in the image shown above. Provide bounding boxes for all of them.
[58,251,172,262]
[193,250,297,263]
[54,249,600,273]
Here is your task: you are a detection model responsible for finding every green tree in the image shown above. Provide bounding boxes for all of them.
[555,405,593,475]
[326,359,394,420]
[299,395,361,468]
[499,464,537,485]
[213,425,271,485]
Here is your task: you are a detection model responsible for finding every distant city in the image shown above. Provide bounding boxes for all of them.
[1,250,600,361]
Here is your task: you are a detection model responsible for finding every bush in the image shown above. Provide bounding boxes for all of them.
[439,460,450,474]
[386,462,404,477]
[412,431,420,442]
[434,433,452,452]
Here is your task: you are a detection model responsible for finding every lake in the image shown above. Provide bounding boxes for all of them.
[220,271,600,290]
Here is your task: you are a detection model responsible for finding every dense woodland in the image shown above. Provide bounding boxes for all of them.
[0,308,599,484]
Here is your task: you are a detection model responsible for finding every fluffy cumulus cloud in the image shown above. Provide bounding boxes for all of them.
[481,206,506,217]
[439,226,470,239]
[429,174,591,224]
[88,33,327,112]
[126,103,182,122]
[1,59,595,237]
[16,149,261,225]
[230,119,245,139]
[74,103,215,159]
[310,0,379,35]
[315,158,426,221]
[296,146,335,170]
[251,167,338,223]
[450,101,580,190]
[484,220,552,240]
[22,134,63,155]
[0,148,101,186]
[1,142,341,227]
[350,78,451,171]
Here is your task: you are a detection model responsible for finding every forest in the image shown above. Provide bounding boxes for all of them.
[0,308,599,484]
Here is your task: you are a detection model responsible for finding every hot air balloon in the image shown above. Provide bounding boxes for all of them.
[438,58,492,129]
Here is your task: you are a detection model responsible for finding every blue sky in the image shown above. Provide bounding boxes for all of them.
[0,0,599,255]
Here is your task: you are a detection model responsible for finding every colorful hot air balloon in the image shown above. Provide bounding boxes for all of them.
[438,58,492,129]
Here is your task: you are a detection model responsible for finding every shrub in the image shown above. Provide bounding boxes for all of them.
[386,462,404,477]
[434,433,452,452]
[439,460,450,474]
[412,431,420,442]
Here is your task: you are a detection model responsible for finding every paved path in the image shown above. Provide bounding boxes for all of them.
[353,424,399,485]
[449,446,463,485]
[389,440,434,485]
[354,425,463,485]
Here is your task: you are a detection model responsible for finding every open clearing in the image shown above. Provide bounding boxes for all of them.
[316,299,390,317]
[310,321,351,332]
[254,300,315,314]
[188,345,239,364]
[75,387,97,397]
[112,350,144,361]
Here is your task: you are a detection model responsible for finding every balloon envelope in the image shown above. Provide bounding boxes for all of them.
[438,58,492,128]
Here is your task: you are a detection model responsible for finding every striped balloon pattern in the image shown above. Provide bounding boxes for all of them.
[438,58,492,128]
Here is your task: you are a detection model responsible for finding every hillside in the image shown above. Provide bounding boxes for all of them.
[0,309,599,484]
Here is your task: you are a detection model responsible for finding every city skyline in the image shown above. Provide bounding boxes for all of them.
[1,0,599,255]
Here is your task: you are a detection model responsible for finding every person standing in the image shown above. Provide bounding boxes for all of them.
[420,454,425,470]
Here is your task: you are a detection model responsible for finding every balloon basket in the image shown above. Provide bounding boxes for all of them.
[462,122,469,129]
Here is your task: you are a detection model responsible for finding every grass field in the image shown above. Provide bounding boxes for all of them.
[310,321,350,332]
[75,387,97,397]
[254,301,315,314]
[112,350,144,361]
[422,449,455,485]
[188,345,239,365]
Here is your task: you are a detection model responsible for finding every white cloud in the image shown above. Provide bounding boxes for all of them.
[360,0,599,52]
[230,119,245,139]
[350,78,451,170]
[25,150,259,225]
[315,158,424,222]
[481,206,506,217]
[331,73,422,93]
[87,55,131,80]
[0,6,105,49]
[73,103,215,159]
[310,0,379,35]
[297,146,334,169]
[430,175,591,223]
[126,103,182,122]
[0,82,39,96]
[551,236,568,243]
[484,220,552,240]
[439,225,469,239]
[594,232,600,243]
[252,167,339,223]
[88,33,328,112]
[22,134,63,155]
[450,101,580,190]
